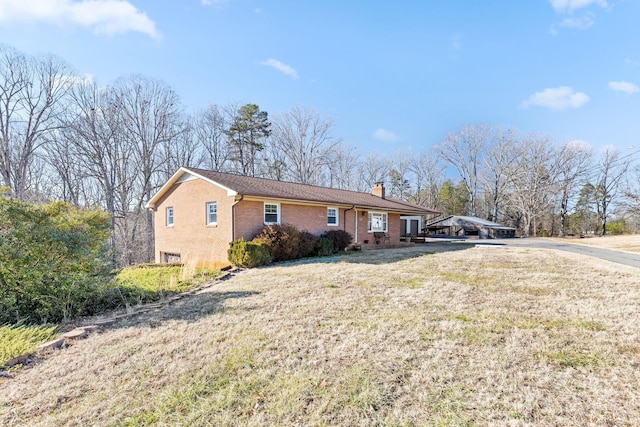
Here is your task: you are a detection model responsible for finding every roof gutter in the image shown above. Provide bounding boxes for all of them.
[231,195,244,241]
[343,205,356,242]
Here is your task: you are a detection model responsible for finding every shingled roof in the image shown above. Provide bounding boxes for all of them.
[148,167,439,215]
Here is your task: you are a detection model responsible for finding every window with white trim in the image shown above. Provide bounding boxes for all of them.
[327,207,338,226]
[264,202,280,224]
[367,212,387,232]
[166,207,174,226]
[206,201,217,225]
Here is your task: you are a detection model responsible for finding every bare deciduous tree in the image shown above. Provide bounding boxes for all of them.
[161,120,204,180]
[480,127,519,222]
[112,75,185,262]
[438,123,492,216]
[595,147,629,235]
[387,151,412,200]
[269,105,340,185]
[52,81,138,264]
[0,45,74,200]
[355,151,389,193]
[325,144,359,190]
[555,140,592,236]
[194,104,230,172]
[411,149,445,209]
[506,134,556,236]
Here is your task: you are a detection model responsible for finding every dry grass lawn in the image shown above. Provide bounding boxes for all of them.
[1,243,640,426]
[558,233,640,253]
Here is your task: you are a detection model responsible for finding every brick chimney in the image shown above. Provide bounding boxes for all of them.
[372,182,385,199]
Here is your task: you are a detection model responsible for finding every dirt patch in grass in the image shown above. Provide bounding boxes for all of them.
[1,245,639,426]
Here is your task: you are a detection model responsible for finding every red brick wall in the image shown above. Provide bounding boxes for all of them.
[233,200,264,240]
[153,179,402,264]
[234,201,358,240]
[355,210,401,243]
[153,178,234,266]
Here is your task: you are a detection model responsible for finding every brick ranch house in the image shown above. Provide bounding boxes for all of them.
[146,167,439,265]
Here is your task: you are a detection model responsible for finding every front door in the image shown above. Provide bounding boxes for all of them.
[410,219,419,236]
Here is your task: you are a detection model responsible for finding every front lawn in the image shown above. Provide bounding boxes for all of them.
[1,245,639,425]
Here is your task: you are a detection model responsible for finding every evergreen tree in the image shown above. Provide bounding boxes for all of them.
[226,103,271,176]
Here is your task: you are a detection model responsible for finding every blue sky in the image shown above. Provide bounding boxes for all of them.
[0,0,638,155]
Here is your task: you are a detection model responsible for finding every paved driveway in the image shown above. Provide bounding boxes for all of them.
[486,238,640,269]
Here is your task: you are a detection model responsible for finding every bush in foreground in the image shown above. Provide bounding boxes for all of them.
[0,324,58,368]
[243,225,354,266]
[298,230,320,258]
[228,238,272,268]
[321,229,353,253]
[253,224,302,262]
[317,237,335,256]
[0,197,111,324]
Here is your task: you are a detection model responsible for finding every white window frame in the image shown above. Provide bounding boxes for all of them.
[166,207,174,227]
[206,201,217,225]
[367,212,388,232]
[327,207,339,226]
[264,202,280,225]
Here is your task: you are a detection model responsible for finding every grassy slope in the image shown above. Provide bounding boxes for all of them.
[1,243,639,426]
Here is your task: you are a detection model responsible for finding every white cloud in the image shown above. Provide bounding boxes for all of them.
[550,14,595,35]
[0,0,159,39]
[201,0,227,5]
[559,13,595,29]
[373,128,400,143]
[58,73,94,87]
[567,139,593,150]
[549,0,608,13]
[260,58,298,79]
[608,81,640,94]
[521,86,590,111]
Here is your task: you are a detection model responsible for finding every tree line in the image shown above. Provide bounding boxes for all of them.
[1,44,639,266]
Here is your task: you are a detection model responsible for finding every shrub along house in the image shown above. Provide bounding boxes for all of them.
[146,167,439,265]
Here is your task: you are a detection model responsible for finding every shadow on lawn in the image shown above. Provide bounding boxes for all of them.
[346,242,474,265]
[86,290,261,331]
[82,243,476,330]
[282,241,475,266]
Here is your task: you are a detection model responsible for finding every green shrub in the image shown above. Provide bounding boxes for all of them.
[79,264,219,313]
[228,238,271,268]
[606,218,628,235]
[298,230,319,258]
[1,324,58,368]
[0,198,111,324]
[321,230,353,253]
[317,237,334,256]
[253,224,302,262]
[114,265,194,300]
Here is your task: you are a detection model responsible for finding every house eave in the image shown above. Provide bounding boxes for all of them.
[240,195,435,216]
[146,167,238,209]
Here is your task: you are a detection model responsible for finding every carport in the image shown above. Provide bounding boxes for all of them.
[425,215,516,239]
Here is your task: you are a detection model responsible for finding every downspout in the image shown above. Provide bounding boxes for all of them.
[343,205,356,242]
[231,195,244,241]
